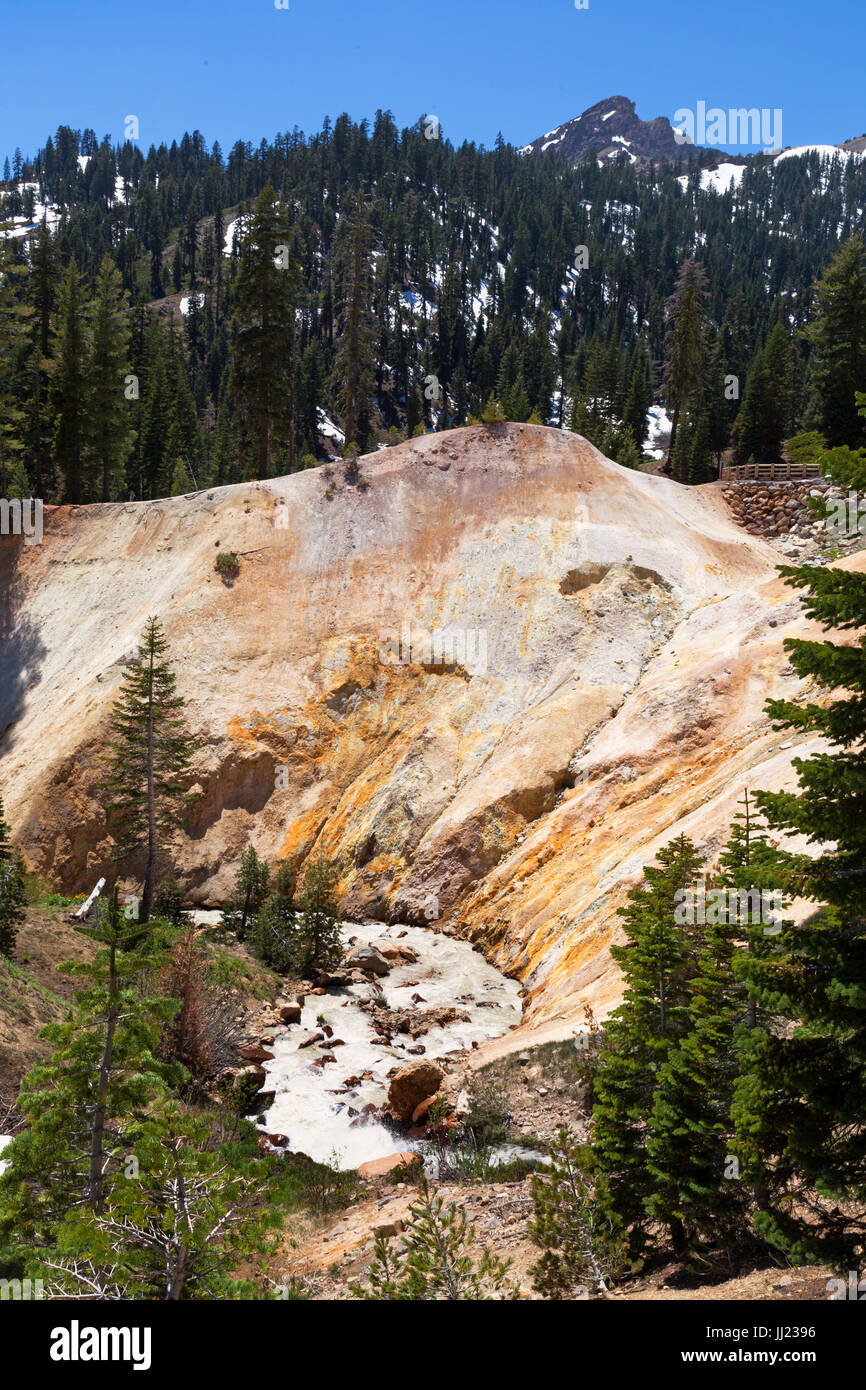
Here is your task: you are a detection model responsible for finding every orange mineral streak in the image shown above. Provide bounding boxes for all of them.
[2,424,863,1051]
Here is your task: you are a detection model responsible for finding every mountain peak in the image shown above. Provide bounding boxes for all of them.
[521,94,710,168]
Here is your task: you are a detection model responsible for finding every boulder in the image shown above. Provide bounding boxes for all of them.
[239,1043,275,1063]
[313,969,351,988]
[387,1061,444,1125]
[357,1151,422,1179]
[343,945,391,977]
[373,1220,405,1239]
[278,1002,302,1025]
[372,940,419,965]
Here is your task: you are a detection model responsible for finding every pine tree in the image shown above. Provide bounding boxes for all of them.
[220,844,270,941]
[103,618,197,922]
[0,244,33,497]
[805,234,866,448]
[88,254,136,501]
[644,856,752,1256]
[332,191,377,451]
[51,258,91,503]
[0,887,179,1243]
[0,793,26,958]
[294,854,342,977]
[591,835,707,1253]
[23,219,58,498]
[35,1105,266,1301]
[704,332,733,469]
[358,1177,513,1300]
[251,863,297,972]
[136,314,170,498]
[622,348,652,455]
[481,391,506,424]
[227,185,299,478]
[734,324,795,464]
[663,258,708,477]
[529,1127,626,1297]
[732,505,866,1270]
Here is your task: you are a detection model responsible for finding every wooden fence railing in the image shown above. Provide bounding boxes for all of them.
[719,461,823,481]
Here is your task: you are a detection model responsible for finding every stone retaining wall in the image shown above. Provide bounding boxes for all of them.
[721,477,839,540]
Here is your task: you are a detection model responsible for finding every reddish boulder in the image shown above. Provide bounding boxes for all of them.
[387,1061,444,1125]
[357,1151,422,1178]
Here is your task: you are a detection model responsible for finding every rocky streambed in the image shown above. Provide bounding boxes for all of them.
[247,921,523,1170]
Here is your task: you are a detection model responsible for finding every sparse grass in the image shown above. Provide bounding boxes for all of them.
[0,955,66,1013]
[478,1036,584,1087]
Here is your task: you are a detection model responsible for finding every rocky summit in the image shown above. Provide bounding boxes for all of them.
[520,94,711,168]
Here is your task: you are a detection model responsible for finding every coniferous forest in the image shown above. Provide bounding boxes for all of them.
[2,114,866,503]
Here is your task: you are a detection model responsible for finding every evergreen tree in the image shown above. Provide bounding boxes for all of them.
[220,845,270,940]
[332,191,377,451]
[103,618,197,922]
[0,887,179,1246]
[227,185,299,478]
[591,835,707,1253]
[805,234,866,448]
[36,1105,266,1301]
[88,254,136,501]
[22,220,58,498]
[358,1177,512,1300]
[622,347,652,455]
[732,482,866,1269]
[0,793,26,958]
[645,856,751,1256]
[734,324,795,464]
[251,863,297,972]
[0,244,34,497]
[663,258,708,477]
[529,1127,626,1297]
[294,854,343,977]
[481,391,506,424]
[51,258,91,503]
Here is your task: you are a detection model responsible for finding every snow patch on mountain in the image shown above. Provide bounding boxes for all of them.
[775,144,865,163]
[180,293,205,317]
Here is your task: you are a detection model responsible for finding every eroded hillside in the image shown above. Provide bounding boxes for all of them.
[1,424,861,1045]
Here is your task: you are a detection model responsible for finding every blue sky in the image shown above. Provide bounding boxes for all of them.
[2,0,865,162]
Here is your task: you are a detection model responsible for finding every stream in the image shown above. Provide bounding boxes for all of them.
[251,919,523,1170]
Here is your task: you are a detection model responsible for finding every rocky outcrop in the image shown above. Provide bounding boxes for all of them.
[2,423,865,1051]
